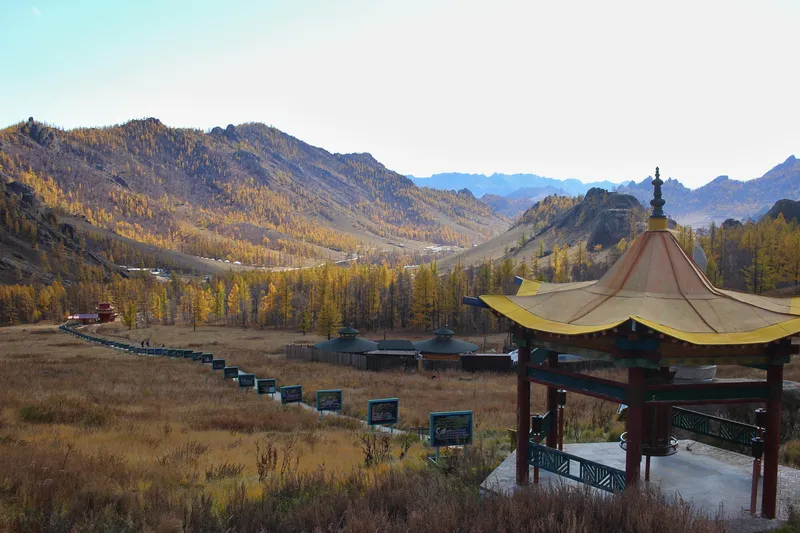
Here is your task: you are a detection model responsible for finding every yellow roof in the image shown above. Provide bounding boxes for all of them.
[481,229,800,345]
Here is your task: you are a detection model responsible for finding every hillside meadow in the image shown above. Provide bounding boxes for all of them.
[0,323,750,533]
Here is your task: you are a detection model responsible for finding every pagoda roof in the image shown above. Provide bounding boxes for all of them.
[478,169,800,346]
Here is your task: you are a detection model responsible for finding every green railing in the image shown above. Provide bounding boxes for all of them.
[528,442,626,493]
[672,407,758,446]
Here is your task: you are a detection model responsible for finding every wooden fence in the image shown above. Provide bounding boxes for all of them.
[284,345,415,372]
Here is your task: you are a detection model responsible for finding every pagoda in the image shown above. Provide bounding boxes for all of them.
[465,168,798,518]
[95,302,117,323]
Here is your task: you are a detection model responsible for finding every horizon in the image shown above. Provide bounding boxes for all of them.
[1,0,798,188]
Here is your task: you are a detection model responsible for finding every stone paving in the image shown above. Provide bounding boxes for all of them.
[481,440,798,532]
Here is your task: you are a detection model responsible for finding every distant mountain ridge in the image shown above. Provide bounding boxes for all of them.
[409,172,620,197]
[614,156,800,225]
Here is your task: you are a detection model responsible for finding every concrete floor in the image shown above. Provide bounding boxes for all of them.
[481,440,799,531]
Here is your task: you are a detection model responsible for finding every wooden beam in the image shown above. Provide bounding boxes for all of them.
[526,365,626,403]
[644,381,769,404]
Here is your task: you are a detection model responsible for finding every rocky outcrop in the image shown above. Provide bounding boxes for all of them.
[765,199,800,223]
[555,188,644,248]
[21,117,57,148]
[5,181,38,208]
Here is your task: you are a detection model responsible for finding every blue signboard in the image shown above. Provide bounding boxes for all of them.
[316,389,343,412]
[223,366,239,379]
[430,411,473,447]
[211,359,226,370]
[280,385,303,404]
[257,378,277,395]
[238,373,256,388]
[368,398,399,425]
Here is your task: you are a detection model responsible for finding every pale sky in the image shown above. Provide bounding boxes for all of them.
[1,0,797,188]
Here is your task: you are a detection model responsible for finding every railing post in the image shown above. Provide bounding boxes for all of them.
[762,364,783,519]
[516,342,531,485]
[546,351,558,448]
[625,367,645,487]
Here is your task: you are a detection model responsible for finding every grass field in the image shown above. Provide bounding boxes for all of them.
[95,323,626,441]
[0,324,430,529]
[1,323,797,531]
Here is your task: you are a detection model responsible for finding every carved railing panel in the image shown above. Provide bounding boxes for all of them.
[672,407,757,446]
[528,443,625,493]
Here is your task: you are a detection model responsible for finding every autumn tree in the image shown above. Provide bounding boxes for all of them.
[122,300,137,330]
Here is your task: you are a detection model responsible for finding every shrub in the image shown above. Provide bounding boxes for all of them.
[781,440,800,468]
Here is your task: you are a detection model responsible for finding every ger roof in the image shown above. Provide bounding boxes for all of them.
[376,340,416,351]
[414,337,479,354]
[314,337,378,353]
[478,169,800,346]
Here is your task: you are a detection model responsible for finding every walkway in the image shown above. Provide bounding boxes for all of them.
[481,441,798,531]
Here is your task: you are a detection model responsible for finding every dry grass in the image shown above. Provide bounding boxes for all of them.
[97,323,625,440]
[0,324,743,532]
[0,324,428,531]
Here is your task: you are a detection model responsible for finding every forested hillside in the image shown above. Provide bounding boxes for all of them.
[0,117,507,276]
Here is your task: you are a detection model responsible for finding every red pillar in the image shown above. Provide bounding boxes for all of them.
[546,351,559,448]
[625,366,645,487]
[516,343,531,485]
[762,363,783,519]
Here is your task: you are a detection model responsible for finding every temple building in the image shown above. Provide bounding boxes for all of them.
[95,302,117,323]
[466,168,798,519]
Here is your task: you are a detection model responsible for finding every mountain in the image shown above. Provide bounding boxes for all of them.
[481,185,568,219]
[438,188,645,271]
[409,172,620,197]
[765,199,800,223]
[615,156,800,226]
[0,118,508,280]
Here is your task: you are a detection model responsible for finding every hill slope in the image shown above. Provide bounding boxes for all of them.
[0,118,508,274]
[438,188,645,271]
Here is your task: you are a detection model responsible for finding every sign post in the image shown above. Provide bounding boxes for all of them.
[429,410,473,464]
[367,398,399,432]
[280,385,303,405]
[256,378,277,398]
[238,373,256,389]
[316,389,343,420]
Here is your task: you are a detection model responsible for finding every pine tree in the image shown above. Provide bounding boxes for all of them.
[122,300,137,330]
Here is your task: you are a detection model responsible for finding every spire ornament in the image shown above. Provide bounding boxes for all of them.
[648,167,667,231]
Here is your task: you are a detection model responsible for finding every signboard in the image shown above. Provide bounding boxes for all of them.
[368,398,399,425]
[280,385,303,404]
[192,352,203,361]
[211,359,226,370]
[316,389,343,412]
[238,373,255,388]
[201,353,214,364]
[182,350,194,358]
[430,411,473,447]
[223,366,239,379]
[257,378,277,395]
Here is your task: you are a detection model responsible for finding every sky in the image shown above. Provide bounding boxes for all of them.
[0,0,798,188]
